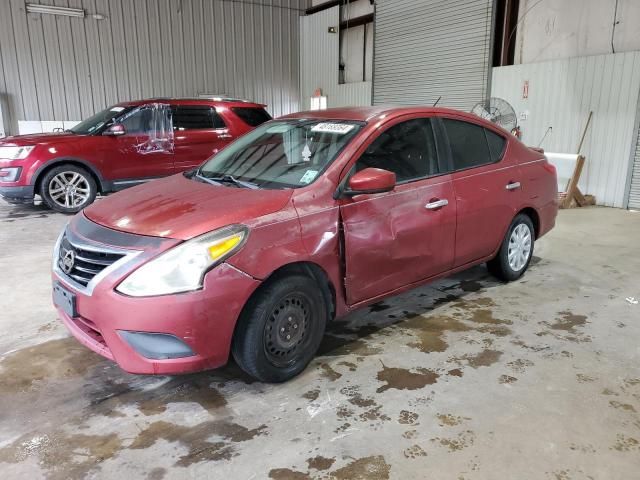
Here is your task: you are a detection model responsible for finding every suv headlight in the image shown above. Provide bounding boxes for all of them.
[116,225,248,297]
[0,146,35,160]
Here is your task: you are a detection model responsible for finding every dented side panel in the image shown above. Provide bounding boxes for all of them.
[340,175,457,305]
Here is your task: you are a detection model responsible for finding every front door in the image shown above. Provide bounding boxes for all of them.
[172,105,233,172]
[103,104,175,186]
[340,117,457,305]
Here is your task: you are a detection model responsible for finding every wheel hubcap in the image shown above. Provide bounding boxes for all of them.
[49,172,90,209]
[508,223,532,272]
[264,294,310,367]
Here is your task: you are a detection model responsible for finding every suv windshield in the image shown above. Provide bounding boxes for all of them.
[198,119,362,189]
[69,106,132,135]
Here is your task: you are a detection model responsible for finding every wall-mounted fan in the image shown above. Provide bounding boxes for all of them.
[471,97,517,132]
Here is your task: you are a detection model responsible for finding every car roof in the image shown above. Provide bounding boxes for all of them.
[280,106,488,124]
[116,98,267,108]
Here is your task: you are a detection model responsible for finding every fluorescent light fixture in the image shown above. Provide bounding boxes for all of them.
[26,4,85,18]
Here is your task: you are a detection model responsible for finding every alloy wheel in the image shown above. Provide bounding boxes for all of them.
[48,171,91,209]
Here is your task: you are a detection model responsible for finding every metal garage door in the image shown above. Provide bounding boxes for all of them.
[373,0,495,110]
[629,124,640,209]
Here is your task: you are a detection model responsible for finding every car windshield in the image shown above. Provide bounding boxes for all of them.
[198,119,362,189]
[69,106,132,135]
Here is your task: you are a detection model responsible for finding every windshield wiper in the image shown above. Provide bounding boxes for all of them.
[196,173,259,189]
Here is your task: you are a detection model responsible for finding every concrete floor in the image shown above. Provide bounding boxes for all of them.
[0,201,639,480]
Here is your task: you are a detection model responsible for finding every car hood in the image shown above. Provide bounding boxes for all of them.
[0,132,79,146]
[83,174,294,241]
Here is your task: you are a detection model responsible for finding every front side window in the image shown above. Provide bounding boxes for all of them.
[69,106,132,135]
[198,120,362,189]
[443,119,493,170]
[120,107,154,134]
[356,118,439,183]
[173,106,225,130]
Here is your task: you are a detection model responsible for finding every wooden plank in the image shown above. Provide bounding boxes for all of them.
[562,155,586,209]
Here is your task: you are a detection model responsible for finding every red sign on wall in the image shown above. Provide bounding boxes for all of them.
[523,80,529,99]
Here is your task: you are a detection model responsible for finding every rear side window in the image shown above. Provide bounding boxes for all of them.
[443,119,493,170]
[486,129,507,162]
[232,107,272,127]
[173,106,225,130]
[356,118,439,183]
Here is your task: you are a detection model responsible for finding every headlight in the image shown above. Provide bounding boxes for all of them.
[116,225,248,297]
[0,146,35,160]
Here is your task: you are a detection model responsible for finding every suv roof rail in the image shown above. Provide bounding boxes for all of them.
[196,94,252,103]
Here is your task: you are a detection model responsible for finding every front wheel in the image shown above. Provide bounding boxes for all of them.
[232,274,327,383]
[487,214,535,281]
[40,164,97,213]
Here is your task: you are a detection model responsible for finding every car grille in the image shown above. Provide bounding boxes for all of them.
[58,233,125,287]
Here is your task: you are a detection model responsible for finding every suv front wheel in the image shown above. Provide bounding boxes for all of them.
[40,164,97,213]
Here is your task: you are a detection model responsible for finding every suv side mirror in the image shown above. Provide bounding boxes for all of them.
[104,124,126,136]
[345,168,396,196]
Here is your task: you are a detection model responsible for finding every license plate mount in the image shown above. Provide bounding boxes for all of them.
[53,282,77,318]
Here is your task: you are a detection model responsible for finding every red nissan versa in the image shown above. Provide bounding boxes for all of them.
[0,98,271,213]
[51,106,558,382]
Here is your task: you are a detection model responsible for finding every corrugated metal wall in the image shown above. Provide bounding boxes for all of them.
[0,0,307,135]
[299,6,372,109]
[492,52,640,208]
[373,0,494,109]
[627,108,640,209]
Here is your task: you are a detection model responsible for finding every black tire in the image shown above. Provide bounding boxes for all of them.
[487,213,535,282]
[232,274,328,383]
[40,164,97,213]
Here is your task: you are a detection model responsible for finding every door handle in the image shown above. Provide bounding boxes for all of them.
[425,199,449,210]
[506,181,521,190]
[218,133,232,139]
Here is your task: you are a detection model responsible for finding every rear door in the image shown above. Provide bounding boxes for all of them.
[172,105,232,172]
[439,117,519,267]
[340,116,456,305]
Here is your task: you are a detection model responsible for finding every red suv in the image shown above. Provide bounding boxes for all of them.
[52,106,558,382]
[0,98,271,212]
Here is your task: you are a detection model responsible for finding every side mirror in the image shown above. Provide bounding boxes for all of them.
[104,124,126,136]
[345,168,396,195]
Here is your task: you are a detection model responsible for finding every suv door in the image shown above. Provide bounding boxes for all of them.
[439,117,518,267]
[101,104,175,186]
[172,105,231,172]
[340,116,456,305]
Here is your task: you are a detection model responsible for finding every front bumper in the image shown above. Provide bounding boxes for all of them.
[52,214,261,375]
[0,185,35,203]
[54,263,260,374]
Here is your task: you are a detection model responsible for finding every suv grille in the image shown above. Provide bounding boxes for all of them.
[58,234,125,287]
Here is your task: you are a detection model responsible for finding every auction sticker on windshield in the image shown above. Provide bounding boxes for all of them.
[311,123,355,134]
[299,170,318,184]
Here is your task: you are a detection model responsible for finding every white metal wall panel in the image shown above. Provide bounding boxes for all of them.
[373,0,494,109]
[492,52,640,208]
[0,0,307,135]
[299,7,372,109]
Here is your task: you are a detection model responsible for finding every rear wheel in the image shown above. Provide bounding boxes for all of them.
[232,274,327,383]
[487,213,535,281]
[40,164,97,213]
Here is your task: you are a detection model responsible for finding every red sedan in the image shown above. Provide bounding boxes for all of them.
[52,106,558,382]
